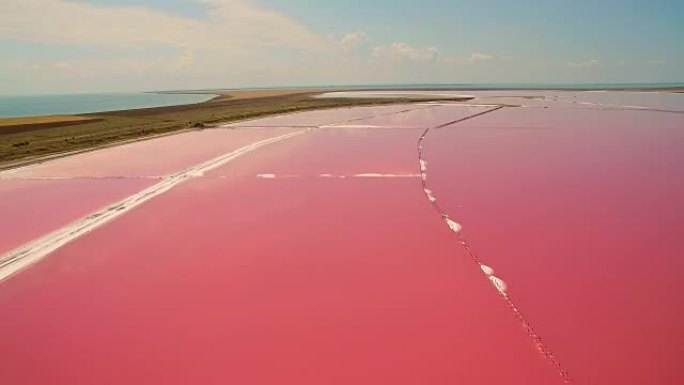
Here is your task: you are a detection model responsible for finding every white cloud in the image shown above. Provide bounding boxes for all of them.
[650,59,666,65]
[372,42,439,61]
[566,59,599,68]
[0,0,327,53]
[470,52,494,61]
[340,31,368,53]
[0,0,490,93]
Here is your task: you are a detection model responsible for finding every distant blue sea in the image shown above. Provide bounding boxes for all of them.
[0,93,214,118]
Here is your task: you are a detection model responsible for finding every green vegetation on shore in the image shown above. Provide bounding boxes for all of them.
[0,92,469,170]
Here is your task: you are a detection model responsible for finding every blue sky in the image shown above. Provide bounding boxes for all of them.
[1,0,682,94]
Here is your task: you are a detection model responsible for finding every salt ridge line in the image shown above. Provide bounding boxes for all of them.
[320,124,413,129]
[563,99,684,114]
[255,173,422,179]
[221,104,434,128]
[417,106,573,384]
[417,103,503,107]
[0,175,163,181]
[0,130,308,282]
[319,105,505,130]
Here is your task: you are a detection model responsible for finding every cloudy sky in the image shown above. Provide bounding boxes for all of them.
[1,0,682,94]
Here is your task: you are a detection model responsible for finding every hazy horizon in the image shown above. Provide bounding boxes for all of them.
[4,82,684,98]
[1,0,682,95]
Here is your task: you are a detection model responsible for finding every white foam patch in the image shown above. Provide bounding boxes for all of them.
[353,173,421,178]
[621,105,649,109]
[445,218,462,233]
[0,175,162,181]
[420,159,428,172]
[252,173,422,179]
[480,264,494,276]
[489,276,508,294]
[321,124,387,129]
[187,170,205,177]
[418,103,502,108]
[423,188,437,202]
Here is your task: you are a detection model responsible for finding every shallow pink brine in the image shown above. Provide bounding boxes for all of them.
[1,92,683,384]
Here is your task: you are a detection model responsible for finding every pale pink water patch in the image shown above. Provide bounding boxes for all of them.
[327,105,495,128]
[468,90,684,111]
[221,104,424,127]
[206,127,424,177]
[571,90,684,111]
[0,178,155,255]
[2,128,300,178]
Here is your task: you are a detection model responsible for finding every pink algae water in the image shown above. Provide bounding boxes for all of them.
[221,104,423,127]
[422,106,684,384]
[206,127,424,177]
[324,105,494,128]
[5,127,301,178]
[206,106,494,178]
[1,93,682,384]
[0,176,562,385]
[0,178,155,254]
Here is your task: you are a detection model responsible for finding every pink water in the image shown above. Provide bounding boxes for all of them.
[0,178,154,254]
[4,128,300,178]
[222,104,425,127]
[0,176,562,384]
[326,105,494,128]
[206,127,423,177]
[1,93,682,384]
[423,107,684,384]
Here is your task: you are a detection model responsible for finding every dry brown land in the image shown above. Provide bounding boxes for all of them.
[620,87,684,93]
[0,116,103,135]
[0,115,96,127]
